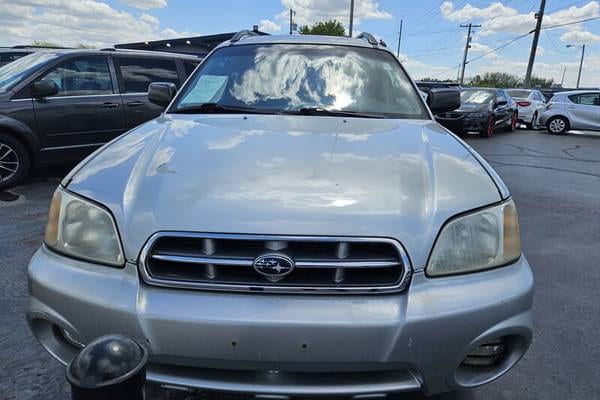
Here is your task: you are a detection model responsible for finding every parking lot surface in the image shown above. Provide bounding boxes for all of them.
[1,129,599,400]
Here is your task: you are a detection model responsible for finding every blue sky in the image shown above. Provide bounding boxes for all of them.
[0,1,599,87]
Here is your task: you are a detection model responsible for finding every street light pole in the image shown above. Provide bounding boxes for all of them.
[349,0,355,37]
[397,19,403,57]
[567,44,586,88]
[576,44,586,88]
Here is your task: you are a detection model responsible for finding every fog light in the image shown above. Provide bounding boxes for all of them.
[462,338,506,367]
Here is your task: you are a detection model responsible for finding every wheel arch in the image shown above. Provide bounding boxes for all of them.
[0,117,41,163]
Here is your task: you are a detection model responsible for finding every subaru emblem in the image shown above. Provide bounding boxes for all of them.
[253,254,295,282]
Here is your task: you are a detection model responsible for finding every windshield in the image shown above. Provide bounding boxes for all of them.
[460,90,494,105]
[0,52,59,92]
[506,89,530,99]
[170,44,428,119]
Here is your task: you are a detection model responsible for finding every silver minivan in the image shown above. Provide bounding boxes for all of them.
[540,90,600,134]
[27,33,533,397]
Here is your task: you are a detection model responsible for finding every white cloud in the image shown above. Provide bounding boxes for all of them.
[441,1,517,22]
[0,0,186,47]
[259,19,282,33]
[441,1,600,36]
[561,30,600,44]
[536,45,545,56]
[469,42,492,53]
[276,0,392,32]
[119,0,167,10]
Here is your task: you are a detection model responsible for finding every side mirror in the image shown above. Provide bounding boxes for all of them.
[427,88,460,114]
[148,82,177,107]
[31,79,58,98]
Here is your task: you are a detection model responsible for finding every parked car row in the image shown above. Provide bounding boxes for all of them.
[0,48,200,189]
[416,83,600,136]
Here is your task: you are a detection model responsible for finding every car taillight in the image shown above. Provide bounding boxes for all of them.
[516,101,531,107]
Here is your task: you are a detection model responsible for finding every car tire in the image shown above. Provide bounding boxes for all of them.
[0,133,30,191]
[480,115,495,138]
[504,113,517,132]
[546,116,569,135]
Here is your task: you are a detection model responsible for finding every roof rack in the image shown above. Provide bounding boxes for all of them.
[230,30,259,43]
[356,32,379,46]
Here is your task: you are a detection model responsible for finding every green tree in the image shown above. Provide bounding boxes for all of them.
[299,20,346,36]
[31,40,62,48]
[529,75,555,88]
[467,72,521,88]
[466,72,555,89]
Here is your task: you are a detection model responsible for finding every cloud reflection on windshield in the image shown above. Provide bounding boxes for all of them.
[230,45,367,110]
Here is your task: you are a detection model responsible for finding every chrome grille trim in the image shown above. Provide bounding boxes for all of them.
[139,232,412,294]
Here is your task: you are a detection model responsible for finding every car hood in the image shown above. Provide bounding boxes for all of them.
[66,114,502,269]
[455,103,490,113]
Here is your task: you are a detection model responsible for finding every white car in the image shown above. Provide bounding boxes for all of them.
[505,89,547,129]
[539,90,600,134]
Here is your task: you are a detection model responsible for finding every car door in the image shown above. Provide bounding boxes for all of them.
[32,55,126,162]
[115,56,181,130]
[494,90,510,127]
[567,93,600,130]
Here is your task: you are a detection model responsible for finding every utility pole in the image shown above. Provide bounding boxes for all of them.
[560,66,566,86]
[289,9,295,35]
[576,44,585,88]
[349,0,355,37]
[524,0,546,87]
[459,23,480,85]
[396,19,403,57]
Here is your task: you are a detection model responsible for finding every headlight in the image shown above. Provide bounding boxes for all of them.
[427,200,521,277]
[44,188,124,267]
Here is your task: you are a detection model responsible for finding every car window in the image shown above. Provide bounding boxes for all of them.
[506,89,530,99]
[496,90,507,104]
[0,52,30,66]
[569,93,600,106]
[42,56,113,96]
[538,92,544,101]
[183,60,199,77]
[460,90,494,105]
[118,57,179,93]
[172,44,428,119]
[0,52,60,91]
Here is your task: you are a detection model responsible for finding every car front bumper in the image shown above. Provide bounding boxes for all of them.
[27,246,533,397]
[436,115,487,134]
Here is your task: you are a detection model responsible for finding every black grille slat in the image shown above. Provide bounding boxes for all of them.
[141,234,411,293]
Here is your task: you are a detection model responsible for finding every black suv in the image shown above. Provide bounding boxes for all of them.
[0,49,200,189]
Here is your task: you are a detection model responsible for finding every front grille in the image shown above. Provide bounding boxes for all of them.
[139,233,411,294]
[442,112,463,119]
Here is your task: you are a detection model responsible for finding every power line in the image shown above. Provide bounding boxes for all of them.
[541,15,600,30]
[544,31,571,55]
[467,32,531,64]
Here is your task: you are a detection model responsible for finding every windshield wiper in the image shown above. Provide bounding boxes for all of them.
[283,107,386,119]
[170,103,276,115]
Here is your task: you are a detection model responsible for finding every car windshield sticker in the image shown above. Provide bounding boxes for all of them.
[181,75,228,105]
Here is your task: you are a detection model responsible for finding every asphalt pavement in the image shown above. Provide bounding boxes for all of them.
[1,129,599,400]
